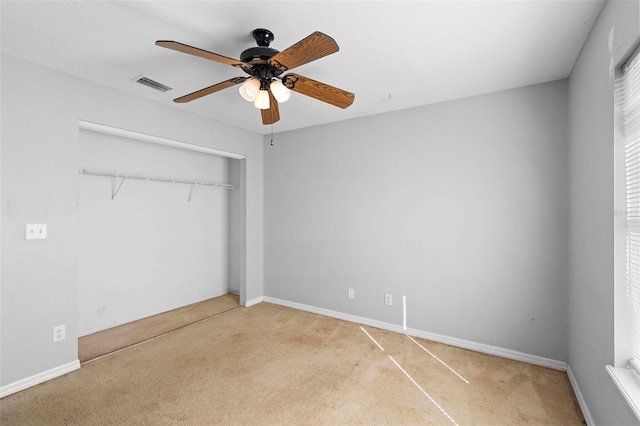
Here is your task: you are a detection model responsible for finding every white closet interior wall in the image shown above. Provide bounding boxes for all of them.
[78,129,235,336]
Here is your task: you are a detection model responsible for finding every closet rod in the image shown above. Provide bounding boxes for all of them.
[79,169,237,190]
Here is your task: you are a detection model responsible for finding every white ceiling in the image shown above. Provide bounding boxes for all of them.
[1,1,604,135]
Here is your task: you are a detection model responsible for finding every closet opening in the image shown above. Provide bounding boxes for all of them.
[76,121,247,362]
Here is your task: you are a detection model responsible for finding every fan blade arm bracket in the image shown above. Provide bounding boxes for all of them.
[270,60,288,73]
[282,74,299,90]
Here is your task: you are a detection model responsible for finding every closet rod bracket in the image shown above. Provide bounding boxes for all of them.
[111,175,127,200]
[188,183,201,202]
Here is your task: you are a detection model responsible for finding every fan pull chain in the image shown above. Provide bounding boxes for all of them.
[270,124,274,146]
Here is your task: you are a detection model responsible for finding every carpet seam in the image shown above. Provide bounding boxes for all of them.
[81,305,242,365]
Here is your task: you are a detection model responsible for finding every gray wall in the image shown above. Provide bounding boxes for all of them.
[567,0,639,424]
[264,80,569,362]
[5,3,640,421]
[0,54,264,387]
[78,131,234,336]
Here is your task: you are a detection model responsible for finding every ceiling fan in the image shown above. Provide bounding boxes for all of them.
[156,29,355,125]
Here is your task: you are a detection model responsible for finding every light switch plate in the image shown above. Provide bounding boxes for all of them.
[26,224,47,240]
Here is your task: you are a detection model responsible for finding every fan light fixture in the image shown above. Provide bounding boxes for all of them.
[239,78,260,102]
[254,89,270,110]
[240,78,290,109]
[270,80,291,103]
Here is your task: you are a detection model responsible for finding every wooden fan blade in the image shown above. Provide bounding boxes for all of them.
[282,74,354,109]
[174,77,248,103]
[261,91,280,125]
[268,32,339,73]
[156,40,249,71]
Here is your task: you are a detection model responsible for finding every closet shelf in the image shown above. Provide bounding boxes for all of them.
[79,169,237,201]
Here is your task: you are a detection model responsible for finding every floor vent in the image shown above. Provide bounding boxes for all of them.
[133,76,172,92]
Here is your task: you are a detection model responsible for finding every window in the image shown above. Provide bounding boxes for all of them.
[609,45,640,421]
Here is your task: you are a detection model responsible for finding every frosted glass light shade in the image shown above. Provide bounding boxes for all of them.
[254,90,270,109]
[239,78,260,102]
[270,80,291,103]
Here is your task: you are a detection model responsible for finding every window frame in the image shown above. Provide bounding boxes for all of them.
[610,42,640,422]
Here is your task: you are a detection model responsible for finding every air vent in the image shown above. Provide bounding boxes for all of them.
[133,75,172,92]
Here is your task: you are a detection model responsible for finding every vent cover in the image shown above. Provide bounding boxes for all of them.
[133,75,172,92]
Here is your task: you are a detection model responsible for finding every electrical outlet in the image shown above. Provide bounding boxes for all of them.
[348,288,355,300]
[53,325,65,342]
[385,294,393,306]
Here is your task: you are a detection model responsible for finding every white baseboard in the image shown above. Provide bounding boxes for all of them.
[567,364,595,426]
[407,327,567,371]
[263,296,567,371]
[244,295,264,308]
[0,359,80,398]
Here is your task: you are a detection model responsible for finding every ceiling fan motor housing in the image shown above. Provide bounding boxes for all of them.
[241,28,278,63]
[240,29,284,81]
[239,46,279,63]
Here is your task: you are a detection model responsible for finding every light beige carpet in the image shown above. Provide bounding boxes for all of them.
[2,302,584,425]
[78,293,240,362]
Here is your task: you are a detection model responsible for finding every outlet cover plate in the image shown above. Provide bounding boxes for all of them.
[385,294,393,306]
[53,325,65,342]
